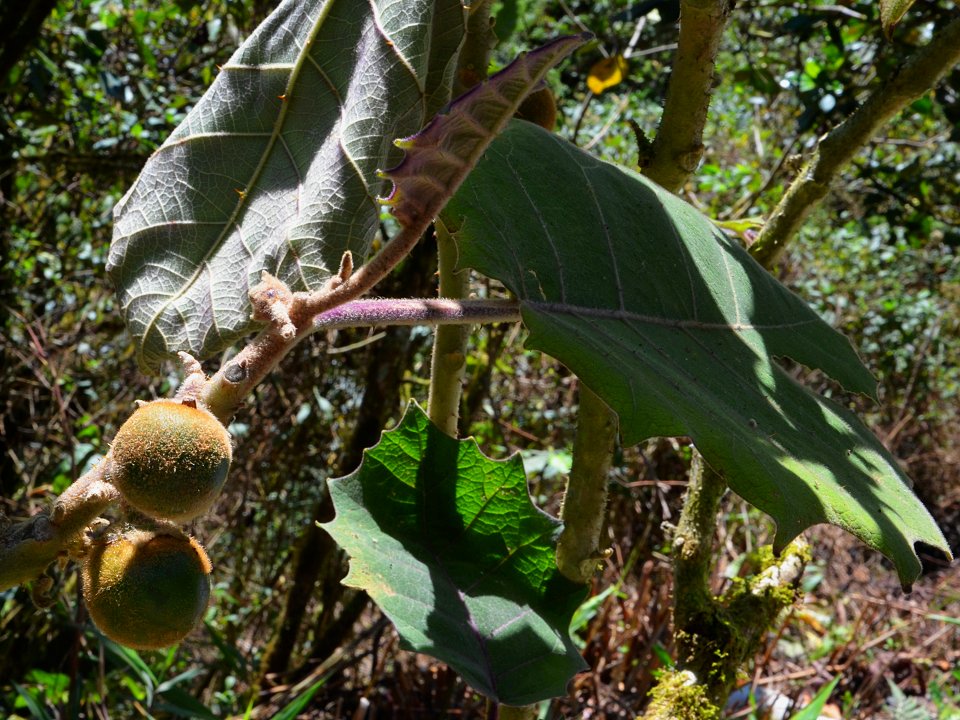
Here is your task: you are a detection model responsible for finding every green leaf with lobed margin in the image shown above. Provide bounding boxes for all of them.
[323,403,587,706]
[438,120,950,587]
[108,0,464,369]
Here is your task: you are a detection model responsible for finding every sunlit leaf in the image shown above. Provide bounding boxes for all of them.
[109,0,464,369]
[879,0,916,38]
[439,120,950,587]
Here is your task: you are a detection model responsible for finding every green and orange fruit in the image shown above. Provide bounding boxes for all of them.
[109,400,231,522]
[82,529,212,650]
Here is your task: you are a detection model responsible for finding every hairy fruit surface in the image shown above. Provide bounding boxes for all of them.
[110,400,232,522]
[515,87,558,131]
[82,529,212,650]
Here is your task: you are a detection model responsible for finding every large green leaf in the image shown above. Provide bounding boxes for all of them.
[439,120,950,587]
[324,403,587,706]
[108,0,464,369]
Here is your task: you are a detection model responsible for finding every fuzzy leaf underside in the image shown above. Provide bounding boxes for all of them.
[383,33,590,228]
[108,0,464,369]
[324,403,587,706]
[440,121,950,586]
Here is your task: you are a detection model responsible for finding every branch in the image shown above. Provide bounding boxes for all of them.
[199,220,431,422]
[0,460,119,591]
[313,297,520,331]
[2,32,586,597]
[428,222,473,435]
[198,34,588,423]
[553,0,732,595]
[750,14,960,267]
[555,0,732,587]
[670,452,726,636]
[555,386,617,583]
[644,0,734,192]
[658,453,809,711]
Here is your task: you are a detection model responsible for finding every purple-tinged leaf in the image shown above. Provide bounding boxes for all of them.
[381,33,590,228]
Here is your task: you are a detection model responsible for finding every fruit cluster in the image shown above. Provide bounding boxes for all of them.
[81,400,232,649]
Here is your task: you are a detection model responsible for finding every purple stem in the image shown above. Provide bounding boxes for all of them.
[312,298,521,330]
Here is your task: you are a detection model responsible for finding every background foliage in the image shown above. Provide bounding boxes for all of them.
[1,0,957,717]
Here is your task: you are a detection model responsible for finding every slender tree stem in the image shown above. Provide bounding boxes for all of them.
[665,455,809,706]
[424,0,496,437]
[556,386,617,583]
[556,0,734,591]
[750,14,960,267]
[644,0,734,191]
[633,2,737,715]
[428,222,471,435]
[671,453,726,635]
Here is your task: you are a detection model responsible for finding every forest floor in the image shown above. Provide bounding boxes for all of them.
[257,463,960,720]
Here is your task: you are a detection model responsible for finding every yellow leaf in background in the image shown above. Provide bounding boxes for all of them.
[587,55,628,94]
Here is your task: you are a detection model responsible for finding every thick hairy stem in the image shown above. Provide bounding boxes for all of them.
[644,0,733,192]
[0,460,119,591]
[750,14,960,267]
[559,0,732,589]
[313,298,519,332]
[556,386,617,583]
[428,222,471,435]
[428,0,494,436]
[202,222,429,422]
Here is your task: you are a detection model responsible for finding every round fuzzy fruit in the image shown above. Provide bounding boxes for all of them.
[515,87,558,131]
[82,530,212,650]
[110,400,231,522]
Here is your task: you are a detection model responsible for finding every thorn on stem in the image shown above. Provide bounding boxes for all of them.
[177,351,203,376]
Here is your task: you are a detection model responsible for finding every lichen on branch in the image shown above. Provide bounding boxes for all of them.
[657,453,809,713]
